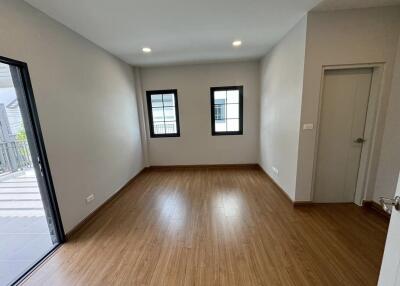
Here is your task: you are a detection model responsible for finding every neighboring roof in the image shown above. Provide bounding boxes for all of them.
[0,63,13,89]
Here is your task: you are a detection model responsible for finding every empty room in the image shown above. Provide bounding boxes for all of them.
[0,0,400,285]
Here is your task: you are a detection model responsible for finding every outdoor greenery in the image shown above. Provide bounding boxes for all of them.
[16,130,27,141]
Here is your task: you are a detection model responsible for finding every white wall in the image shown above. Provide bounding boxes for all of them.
[259,17,307,201]
[296,7,400,201]
[373,36,400,202]
[0,0,144,232]
[140,61,260,166]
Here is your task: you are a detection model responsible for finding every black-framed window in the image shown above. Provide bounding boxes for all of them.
[210,86,243,136]
[146,89,180,138]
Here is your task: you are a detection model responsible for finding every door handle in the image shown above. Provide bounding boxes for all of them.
[37,156,44,177]
[354,137,366,144]
[379,196,400,214]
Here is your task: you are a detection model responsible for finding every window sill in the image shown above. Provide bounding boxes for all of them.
[211,132,243,136]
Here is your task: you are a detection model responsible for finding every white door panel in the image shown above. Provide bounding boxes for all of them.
[314,68,373,203]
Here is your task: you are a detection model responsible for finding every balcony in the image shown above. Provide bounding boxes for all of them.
[0,141,53,285]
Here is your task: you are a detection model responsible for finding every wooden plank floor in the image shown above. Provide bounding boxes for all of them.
[23,167,388,286]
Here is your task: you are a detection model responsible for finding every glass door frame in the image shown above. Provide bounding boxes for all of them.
[0,55,65,285]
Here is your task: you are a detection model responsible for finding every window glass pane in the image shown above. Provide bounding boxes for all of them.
[226,103,239,119]
[153,123,166,134]
[165,122,177,134]
[215,121,226,132]
[151,94,163,107]
[163,94,175,106]
[214,105,225,121]
[227,90,239,103]
[227,119,239,132]
[152,108,164,122]
[214,91,226,103]
[164,107,176,121]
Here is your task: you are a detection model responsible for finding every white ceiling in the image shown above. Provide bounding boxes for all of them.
[24,0,321,66]
[314,0,400,11]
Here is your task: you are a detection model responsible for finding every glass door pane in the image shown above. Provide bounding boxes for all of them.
[0,61,62,285]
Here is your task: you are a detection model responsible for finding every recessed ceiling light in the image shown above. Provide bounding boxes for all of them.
[142,47,152,53]
[232,40,242,47]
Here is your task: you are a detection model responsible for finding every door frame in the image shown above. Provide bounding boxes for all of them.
[0,55,65,283]
[311,62,385,205]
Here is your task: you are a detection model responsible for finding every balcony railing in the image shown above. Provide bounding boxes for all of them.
[0,140,32,174]
[154,123,176,134]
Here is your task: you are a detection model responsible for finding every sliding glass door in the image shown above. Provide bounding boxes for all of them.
[0,56,64,285]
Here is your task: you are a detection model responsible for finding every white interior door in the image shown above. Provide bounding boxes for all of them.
[314,68,373,203]
[378,173,400,285]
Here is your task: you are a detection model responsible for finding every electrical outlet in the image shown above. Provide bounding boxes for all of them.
[272,166,279,176]
[86,194,95,204]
